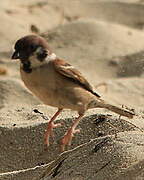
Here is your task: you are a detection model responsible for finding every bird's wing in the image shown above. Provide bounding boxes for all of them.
[53,59,100,98]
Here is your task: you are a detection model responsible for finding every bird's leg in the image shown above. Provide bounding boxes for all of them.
[60,113,84,152]
[44,108,63,147]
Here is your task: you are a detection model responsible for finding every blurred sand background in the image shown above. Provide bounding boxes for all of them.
[0,0,144,180]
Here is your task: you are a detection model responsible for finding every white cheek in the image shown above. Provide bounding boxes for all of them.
[45,53,57,62]
[29,53,57,68]
[29,56,42,68]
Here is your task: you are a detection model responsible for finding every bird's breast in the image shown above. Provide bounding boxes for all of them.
[20,65,96,112]
[20,66,57,105]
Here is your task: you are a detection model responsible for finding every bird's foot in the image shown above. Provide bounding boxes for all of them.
[44,121,61,149]
[60,128,80,152]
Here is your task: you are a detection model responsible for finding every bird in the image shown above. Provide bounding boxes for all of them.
[11,34,134,151]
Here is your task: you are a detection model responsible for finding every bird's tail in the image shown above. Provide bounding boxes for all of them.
[90,99,135,119]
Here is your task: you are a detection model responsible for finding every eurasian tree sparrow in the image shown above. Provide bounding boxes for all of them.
[11,35,134,151]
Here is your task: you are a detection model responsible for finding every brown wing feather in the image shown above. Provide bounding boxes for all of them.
[53,59,100,98]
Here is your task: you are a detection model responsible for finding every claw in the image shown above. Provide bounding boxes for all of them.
[60,128,80,152]
[44,122,62,147]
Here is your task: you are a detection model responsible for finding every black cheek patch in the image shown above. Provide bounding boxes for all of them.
[37,49,47,62]
[22,61,32,73]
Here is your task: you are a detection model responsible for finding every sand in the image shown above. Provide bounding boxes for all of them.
[0,0,144,180]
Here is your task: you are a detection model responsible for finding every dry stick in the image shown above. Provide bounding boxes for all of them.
[0,164,47,177]
[122,118,144,132]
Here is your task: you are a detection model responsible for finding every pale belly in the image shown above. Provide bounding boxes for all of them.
[20,67,92,111]
[24,82,85,111]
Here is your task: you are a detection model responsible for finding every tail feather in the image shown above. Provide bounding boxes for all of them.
[92,100,135,119]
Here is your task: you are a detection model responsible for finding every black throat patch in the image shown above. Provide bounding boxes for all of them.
[21,61,32,73]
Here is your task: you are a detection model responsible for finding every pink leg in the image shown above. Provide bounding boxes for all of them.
[44,108,63,147]
[60,113,84,152]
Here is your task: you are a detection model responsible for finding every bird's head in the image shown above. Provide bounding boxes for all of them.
[11,35,56,72]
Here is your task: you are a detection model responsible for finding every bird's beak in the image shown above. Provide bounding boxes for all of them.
[11,51,19,60]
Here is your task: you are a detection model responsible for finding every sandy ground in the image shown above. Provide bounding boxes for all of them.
[0,0,144,180]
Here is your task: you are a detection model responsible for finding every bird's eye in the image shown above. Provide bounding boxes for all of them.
[30,44,37,51]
